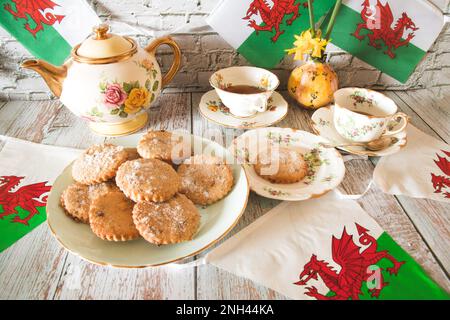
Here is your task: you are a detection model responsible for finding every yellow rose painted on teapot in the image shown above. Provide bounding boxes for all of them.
[124,87,151,114]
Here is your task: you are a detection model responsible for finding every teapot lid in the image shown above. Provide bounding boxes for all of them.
[72,24,137,64]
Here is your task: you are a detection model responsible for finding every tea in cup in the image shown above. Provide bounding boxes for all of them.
[209,66,279,118]
[333,88,408,143]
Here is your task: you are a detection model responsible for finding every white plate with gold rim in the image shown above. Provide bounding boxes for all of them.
[46,134,249,268]
[311,106,407,157]
[199,90,288,129]
[229,127,345,201]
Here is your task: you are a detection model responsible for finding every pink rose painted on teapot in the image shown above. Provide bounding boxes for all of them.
[104,83,127,108]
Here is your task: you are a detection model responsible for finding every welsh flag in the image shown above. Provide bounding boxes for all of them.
[0,0,101,65]
[0,136,80,252]
[322,0,444,83]
[205,193,449,300]
[207,0,337,68]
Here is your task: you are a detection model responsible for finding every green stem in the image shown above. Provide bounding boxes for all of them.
[325,0,342,40]
[308,0,315,37]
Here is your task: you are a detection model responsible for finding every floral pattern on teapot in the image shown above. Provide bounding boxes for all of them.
[80,55,161,122]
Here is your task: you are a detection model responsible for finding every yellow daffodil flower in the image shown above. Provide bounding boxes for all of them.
[285,30,313,60]
[310,37,329,58]
[286,29,328,61]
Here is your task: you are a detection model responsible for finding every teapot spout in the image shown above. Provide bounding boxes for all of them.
[21,59,67,98]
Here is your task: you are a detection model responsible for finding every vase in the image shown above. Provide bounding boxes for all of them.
[287,59,338,109]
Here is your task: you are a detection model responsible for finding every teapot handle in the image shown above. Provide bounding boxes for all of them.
[145,36,181,87]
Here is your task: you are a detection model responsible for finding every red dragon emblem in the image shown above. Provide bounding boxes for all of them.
[243,0,302,42]
[0,175,51,225]
[352,0,419,58]
[295,223,405,300]
[3,0,65,38]
[431,150,450,199]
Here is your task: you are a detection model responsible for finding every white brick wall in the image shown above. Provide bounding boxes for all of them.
[0,0,449,100]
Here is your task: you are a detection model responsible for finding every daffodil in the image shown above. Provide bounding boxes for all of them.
[310,37,329,58]
[285,29,314,61]
[286,29,328,61]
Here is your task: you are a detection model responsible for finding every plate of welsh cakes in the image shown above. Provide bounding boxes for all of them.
[46,130,249,267]
[230,127,345,201]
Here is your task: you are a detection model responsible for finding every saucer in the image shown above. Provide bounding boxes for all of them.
[311,106,407,157]
[199,90,288,129]
[229,127,345,201]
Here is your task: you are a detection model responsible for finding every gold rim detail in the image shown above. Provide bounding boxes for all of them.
[71,37,138,64]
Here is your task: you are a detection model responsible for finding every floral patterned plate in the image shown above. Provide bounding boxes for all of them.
[311,106,407,157]
[46,134,249,268]
[229,127,345,201]
[199,90,288,129]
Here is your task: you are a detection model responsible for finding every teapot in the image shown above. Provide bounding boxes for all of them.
[21,24,181,136]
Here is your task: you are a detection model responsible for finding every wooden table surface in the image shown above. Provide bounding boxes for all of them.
[0,88,449,299]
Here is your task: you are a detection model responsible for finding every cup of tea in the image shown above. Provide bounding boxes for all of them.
[209,66,279,117]
[333,88,408,143]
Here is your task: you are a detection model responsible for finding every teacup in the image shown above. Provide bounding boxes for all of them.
[209,66,279,118]
[333,88,408,143]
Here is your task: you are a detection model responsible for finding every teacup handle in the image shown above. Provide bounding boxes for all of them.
[255,96,268,113]
[383,112,409,136]
[145,36,182,87]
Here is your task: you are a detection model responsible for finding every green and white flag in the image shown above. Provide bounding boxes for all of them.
[205,192,449,299]
[0,136,80,252]
[207,0,336,68]
[374,125,450,203]
[328,0,445,83]
[0,0,101,65]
